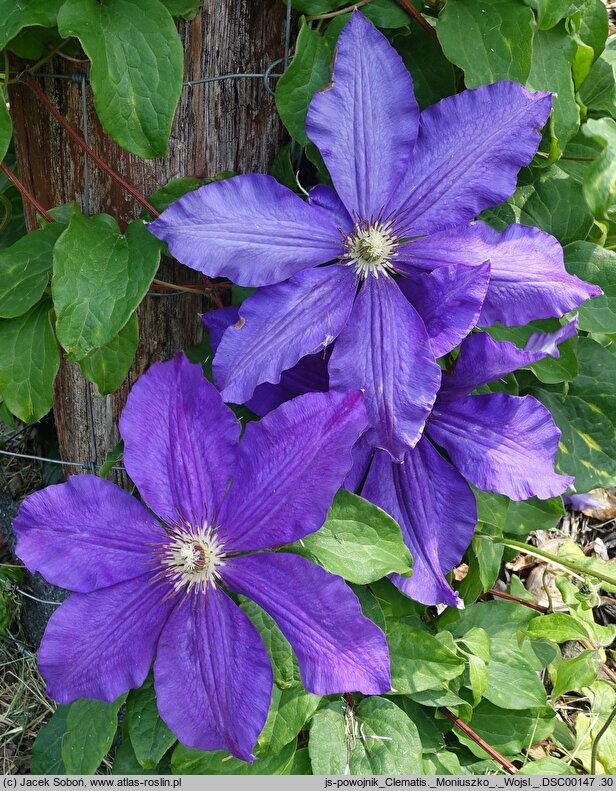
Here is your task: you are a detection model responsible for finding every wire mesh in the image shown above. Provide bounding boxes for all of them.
[0,5,294,478]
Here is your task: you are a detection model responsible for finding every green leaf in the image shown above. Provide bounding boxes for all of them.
[572,33,595,91]
[443,597,536,639]
[527,25,579,149]
[505,497,565,536]
[57,0,184,158]
[275,21,332,145]
[0,88,12,164]
[582,118,616,220]
[31,706,69,774]
[552,649,601,697]
[574,681,616,773]
[289,489,412,584]
[309,697,423,775]
[520,165,594,244]
[391,21,457,110]
[564,242,616,333]
[532,337,616,492]
[0,0,63,50]
[577,0,609,60]
[0,222,65,319]
[518,756,577,774]
[0,181,26,251]
[271,143,297,192]
[467,654,488,706]
[287,748,312,775]
[483,639,548,709]
[159,0,202,19]
[457,701,555,757]
[258,685,321,756]
[525,0,576,29]
[350,583,387,631]
[474,488,564,536]
[78,311,138,395]
[0,299,59,422]
[62,696,125,774]
[470,533,504,592]
[112,737,156,774]
[171,739,296,774]
[458,626,491,663]
[423,750,465,774]
[579,40,616,116]
[395,697,451,751]
[289,0,348,13]
[369,578,428,623]
[526,611,596,642]
[362,0,414,28]
[6,24,71,61]
[388,622,465,694]
[95,441,122,481]
[126,675,176,769]
[53,215,160,360]
[239,597,298,689]
[436,0,534,87]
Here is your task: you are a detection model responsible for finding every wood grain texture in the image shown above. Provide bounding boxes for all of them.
[8,1,288,482]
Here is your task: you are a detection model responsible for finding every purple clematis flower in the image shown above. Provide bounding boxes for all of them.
[13,354,391,762]
[204,308,576,609]
[358,322,577,608]
[149,11,599,462]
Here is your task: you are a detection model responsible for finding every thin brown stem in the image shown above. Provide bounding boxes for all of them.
[0,162,55,223]
[487,588,546,612]
[22,75,160,218]
[201,274,225,309]
[151,279,208,295]
[395,0,438,38]
[438,707,518,773]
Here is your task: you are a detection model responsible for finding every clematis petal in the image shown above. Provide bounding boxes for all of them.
[218,391,367,551]
[390,83,552,235]
[202,305,240,350]
[308,184,353,231]
[397,261,490,357]
[343,436,375,494]
[306,11,419,219]
[440,320,578,401]
[154,587,272,762]
[428,393,574,500]
[247,352,330,417]
[223,552,391,695]
[203,307,330,416]
[120,353,240,527]
[397,222,600,324]
[38,575,174,703]
[362,440,476,608]
[14,476,164,593]
[148,175,342,287]
[214,266,356,405]
[329,277,441,461]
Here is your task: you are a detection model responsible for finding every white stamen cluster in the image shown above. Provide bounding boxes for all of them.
[344,221,398,280]
[160,524,225,594]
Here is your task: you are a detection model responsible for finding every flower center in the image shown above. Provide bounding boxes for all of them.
[344,221,398,280]
[160,525,225,594]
